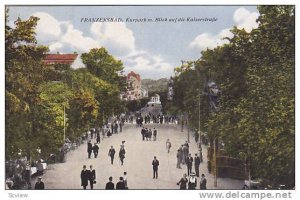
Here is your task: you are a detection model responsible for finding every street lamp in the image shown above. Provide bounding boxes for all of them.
[63,104,66,142]
[198,89,203,163]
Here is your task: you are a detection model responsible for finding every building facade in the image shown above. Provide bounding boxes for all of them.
[121,71,142,101]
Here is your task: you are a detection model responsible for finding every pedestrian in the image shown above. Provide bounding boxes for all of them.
[195,130,199,143]
[85,131,88,140]
[176,149,182,169]
[107,128,112,137]
[141,127,145,141]
[114,123,118,133]
[89,165,96,190]
[182,144,188,164]
[166,139,172,153]
[149,129,152,141]
[184,141,190,150]
[36,160,44,176]
[186,153,193,176]
[123,172,128,189]
[116,177,126,190]
[153,128,157,141]
[34,177,44,190]
[145,128,149,141]
[108,146,116,165]
[111,123,114,134]
[119,146,126,165]
[120,123,123,132]
[93,143,99,158]
[177,174,188,190]
[105,176,115,190]
[152,156,159,179]
[194,153,200,177]
[200,174,207,189]
[121,140,126,149]
[87,140,93,159]
[188,172,197,189]
[96,132,100,144]
[80,165,89,190]
[90,128,94,139]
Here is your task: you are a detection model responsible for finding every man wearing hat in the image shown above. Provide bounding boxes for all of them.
[152,156,159,179]
[194,153,201,177]
[188,172,197,189]
[186,153,193,176]
[87,140,93,159]
[80,165,89,189]
[34,177,44,189]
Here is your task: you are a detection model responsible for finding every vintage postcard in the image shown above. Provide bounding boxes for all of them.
[3,3,296,199]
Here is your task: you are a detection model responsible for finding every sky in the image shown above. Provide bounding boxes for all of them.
[7,5,259,79]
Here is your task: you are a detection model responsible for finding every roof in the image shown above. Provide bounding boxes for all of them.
[43,54,78,65]
[127,71,141,81]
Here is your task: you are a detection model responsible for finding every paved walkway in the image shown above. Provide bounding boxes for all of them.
[41,123,243,189]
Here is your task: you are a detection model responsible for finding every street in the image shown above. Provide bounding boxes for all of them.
[41,123,243,189]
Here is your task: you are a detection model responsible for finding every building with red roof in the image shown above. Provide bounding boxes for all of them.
[43,53,78,65]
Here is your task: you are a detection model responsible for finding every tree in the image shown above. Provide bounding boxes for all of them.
[169,5,295,187]
[5,13,51,161]
[68,89,99,136]
[81,47,124,87]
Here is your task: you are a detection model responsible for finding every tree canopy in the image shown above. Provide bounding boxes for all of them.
[168,5,295,186]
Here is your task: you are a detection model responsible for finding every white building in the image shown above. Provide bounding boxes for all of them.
[147,94,161,105]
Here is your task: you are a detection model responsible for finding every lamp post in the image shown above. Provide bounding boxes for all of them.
[187,114,190,143]
[198,89,203,162]
[63,104,66,142]
[214,138,218,187]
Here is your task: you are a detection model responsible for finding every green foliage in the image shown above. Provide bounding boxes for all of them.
[81,47,124,88]
[168,5,295,186]
[5,12,127,162]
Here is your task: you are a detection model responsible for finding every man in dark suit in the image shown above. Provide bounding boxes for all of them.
[89,165,96,189]
[186,153,193,176]
[80,165,89,189]
[93,143,99,158]
[119,146,126,165]
[116,177,126,189]
[87,140,93,159]
[152,156,159,179]
[105,176,115,189]
[34,177,44,189]
[141,127,145,141]
[194,153,201,177]
[108,146,115,164]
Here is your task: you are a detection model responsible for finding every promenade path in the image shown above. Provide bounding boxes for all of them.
[41,123,243,189]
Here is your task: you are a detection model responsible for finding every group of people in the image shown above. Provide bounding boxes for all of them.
[176,141,202,177]
[176,141,190,168]
[108,143,126,165]
[141,113,179,125]
[87,141,99,159]
[177,173,207,189]
[80,165,96,190]
[141,127,158,141]
[105,172,128,190]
